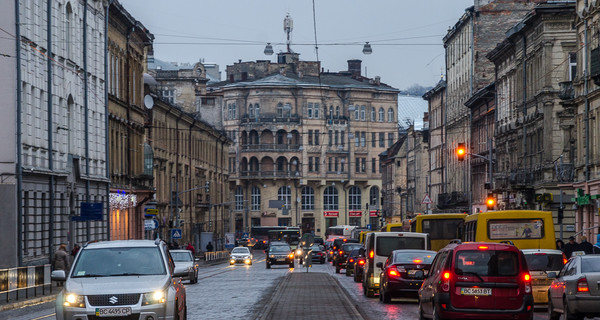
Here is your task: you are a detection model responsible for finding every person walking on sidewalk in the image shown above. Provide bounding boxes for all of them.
[53,244,70,286]
[206,241,213,252]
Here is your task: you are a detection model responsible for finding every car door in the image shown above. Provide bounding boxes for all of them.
[420,250,447,316]
[549,258,573,310]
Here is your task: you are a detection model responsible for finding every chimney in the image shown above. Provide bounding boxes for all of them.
[374,76,380,85]
[347,59,362,77]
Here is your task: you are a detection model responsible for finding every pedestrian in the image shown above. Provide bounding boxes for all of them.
[186,242,196,255]
[206,241,213,252]
[593,234,600,254]
[71,243,81,257]
[563,236,580,259]
[579,236,594,254]
[556,239,565,252]
[53,244,70,286]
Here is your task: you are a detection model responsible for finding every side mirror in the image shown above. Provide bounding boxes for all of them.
[51,270,66,281]
[547,272,557,279]
[376,262,383,268]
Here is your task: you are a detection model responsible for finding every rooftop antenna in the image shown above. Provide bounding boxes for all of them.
[284,13,294,53]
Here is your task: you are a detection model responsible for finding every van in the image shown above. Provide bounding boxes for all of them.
[418,242,534,320]
[362,232,429,297]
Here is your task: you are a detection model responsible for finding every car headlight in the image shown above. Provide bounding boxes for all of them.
[142,290,166,305]
[64,293,85,308]
[269,254,275,258]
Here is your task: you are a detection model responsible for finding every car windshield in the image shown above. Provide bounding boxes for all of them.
[582,256,600,273]
[310,246,322,251]
[71,247,166,277]
[455,250,518,277]
[393,251,436,264]
[232,248,250,254]
[269,246,290,253]
[171,251,193,262]
[524,253,564,271]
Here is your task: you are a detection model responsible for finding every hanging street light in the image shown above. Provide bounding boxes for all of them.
[264,43,274,55]
[362,42,372,55]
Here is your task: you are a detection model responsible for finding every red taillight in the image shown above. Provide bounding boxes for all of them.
[478,245,488,250]
[339,250,343,255]
[388,266,400,277]
[523,273,532,293]
[329,251,333,255]
[369,250,374,258]
[413,259,423,264]
[577,278,589,292]
[441,271,451,292]
[443,272,451,280]
[359,260,365,265]
[523,273,531,281]
[349,258,354,263]
[563,258,568,265]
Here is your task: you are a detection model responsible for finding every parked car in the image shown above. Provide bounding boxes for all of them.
[170,249,199,283]
[345,248,363,277]
[333,242,363,273]
[547,254,600,320]
[377,249,436,303]
[418,241,533,320]
[229,246,253,265]
[521,249,566,306]
[51,240,187,320]
[266,244,294,269]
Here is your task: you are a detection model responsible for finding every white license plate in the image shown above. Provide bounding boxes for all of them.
[460,287,492,296]
[277,258,285,262]
[408,270,418,275]
[96,307,132,317]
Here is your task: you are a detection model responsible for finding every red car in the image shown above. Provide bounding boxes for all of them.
[418,242,533,320]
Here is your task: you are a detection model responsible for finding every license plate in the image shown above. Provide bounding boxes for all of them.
[95,307,132,317]
[460,287,492,296]
[277,258,285,262]
[408,270,418,275]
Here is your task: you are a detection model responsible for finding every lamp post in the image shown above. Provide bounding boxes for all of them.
[456,138,494,212]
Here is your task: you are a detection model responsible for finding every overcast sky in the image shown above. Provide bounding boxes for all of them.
[120,0,474,91]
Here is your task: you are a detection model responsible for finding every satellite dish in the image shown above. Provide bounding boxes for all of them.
[144,95,154,109]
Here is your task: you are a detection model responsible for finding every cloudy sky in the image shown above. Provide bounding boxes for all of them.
[120,0,474,91]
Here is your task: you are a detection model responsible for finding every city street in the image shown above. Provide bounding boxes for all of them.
[0,250,571,320]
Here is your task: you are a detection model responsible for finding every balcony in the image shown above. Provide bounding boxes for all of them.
[238,170,300,179]
[240,113,300,124]
[240,143,302,152]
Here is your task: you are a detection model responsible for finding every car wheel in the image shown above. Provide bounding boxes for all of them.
[174,300,181,320]
[432,304,444,320]
[381,286,391,303]
[362,281,367,295]
[345,268,351,276]
[367,288,375,298]
[418,301,426,320]
[289,262,294,268]
[564,297,582,320]
[266,262,271,269]
[548,295,559,320]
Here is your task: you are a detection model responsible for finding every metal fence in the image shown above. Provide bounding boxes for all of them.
[203,250,229,263]
[0,264,52,303]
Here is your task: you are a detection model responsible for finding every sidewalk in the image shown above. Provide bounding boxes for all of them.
[0,282,59,312]
[256,272,366,320]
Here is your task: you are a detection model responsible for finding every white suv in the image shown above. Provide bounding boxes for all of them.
[52,239,187,320]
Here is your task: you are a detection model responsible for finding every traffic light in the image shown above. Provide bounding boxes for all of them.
[557,207,564,224]
[486,193,496,210]
[205,181,210,193]
[456,143,466,161]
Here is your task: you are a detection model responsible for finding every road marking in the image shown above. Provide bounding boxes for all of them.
[31,314,55,320]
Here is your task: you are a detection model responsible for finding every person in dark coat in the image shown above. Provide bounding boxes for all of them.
[53,244,70,286]
[579,236,594,254]
[71,244,81,257]
[556,239,565,252]
[593,235,600,254]
[206,241,214,252]
[563,236,580,259]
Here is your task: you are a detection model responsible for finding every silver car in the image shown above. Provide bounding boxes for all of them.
[548,254,600,320]
[171,249,199,283]
[229,246,253,265]
[51,239,187,320]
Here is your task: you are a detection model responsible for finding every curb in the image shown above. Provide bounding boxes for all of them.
[0,293,57,312]
[254,274,287,320]
[331,275,370,320]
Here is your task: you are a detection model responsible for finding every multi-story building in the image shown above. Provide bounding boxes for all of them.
[0,1,109,267]
[423,80,446,212]
[571,0,600,241]
[442,0,541,213]
[487,1,577,239]
[107,1,154,240]
[219,53,399,237]
[380,136,407,224]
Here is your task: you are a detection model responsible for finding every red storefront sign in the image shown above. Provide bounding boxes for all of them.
[369,210,379,217]
[324,211,339,217]
[349,211,362,217]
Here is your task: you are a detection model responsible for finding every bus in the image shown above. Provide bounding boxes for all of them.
[325,225,357,241]
[409,213,467,251]
[268,227,301,249]
[379,223,403,232]
[462,210,556,250]
[250,226,286,249]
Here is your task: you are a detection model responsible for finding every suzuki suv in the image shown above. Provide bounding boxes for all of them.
[418,242,533,320]
[51,239,187,320]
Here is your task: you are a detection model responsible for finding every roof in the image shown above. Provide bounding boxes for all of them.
[398,95,428,130]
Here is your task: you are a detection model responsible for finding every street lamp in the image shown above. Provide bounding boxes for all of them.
[362,42,373,55]
[264,43,274,55]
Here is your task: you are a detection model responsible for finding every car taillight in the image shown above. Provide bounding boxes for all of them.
[441,271,451,292]
[388,266,400,277]
[288,253,294,259]
[329,251,333,255]
[349,258,354,263]
[339,250,343,256]
[562,253,568,265]
[522,272,532,293]
[369,250,374,258]
[358,260,365,265]
[478,245,488,250]
[413,259,422,264]
[577,277,589,292]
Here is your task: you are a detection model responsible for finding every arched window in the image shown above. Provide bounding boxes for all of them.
[335,106,340,118]
[249,104,254,118]
[276,157,286,172]
[254,103,260,118]
[278,186,292,209]
[301,186,315,210]
[369,187,380,207]
[323,186,339,210]
[360,105,366,120]
[353,105,359,120]
[277,103,284,117]
[235,186,244,211]
[388,108,394,122]
[251,186,261,211]
[370,107,375,121]
[66,3,73,58]
[329,105,334,119]
[349,186,362,210]
[378,108,384,122]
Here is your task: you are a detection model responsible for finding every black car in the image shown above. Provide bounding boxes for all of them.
[377,249,436,303]
[333,242,363,273]
[345,248,363,276]
[309,245,326,264]
[266,244,294,269]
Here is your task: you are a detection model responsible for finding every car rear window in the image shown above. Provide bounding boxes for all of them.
[582,257,600,273]
[343,245,362,253]
[455,250,518,276]
[171,251,192,261]
[375,236,425,257]
[524,253,564,271]
[393,251,436,264]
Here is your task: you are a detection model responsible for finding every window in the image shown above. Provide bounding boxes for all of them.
[372,158,376,173]
[341,131,345,147]
[323,186,339,210]
[328,130,333,146]
[314,103,320,119]
[569,52,577,81]
[235,186,244,211]
[284,103,291,117]
[335,106,340,118]
[335,130,339,145]
[162,89,175,105]
[361,132,366,147]
[355,158,360,173]
[328,157,333,172]
[278,186,292,209]
[308,157,314,172]
[329,106,334,119]
[251,186,261,211]
[66,3,73,58]
[308,130,313,145]
[379,108,384,122]
[315,157,320,172]
[372,132,376,147]
[369,187,379,206]
[388,108,394,122]
[302,186,315,210]
[355,131,360,147]
[360,105,366,120]
[388,132,394,147]
[249,104,254,118]
[371,107,375,121]
[353,105,359,120]
[379,132,385,147]
[361,158,366,173]
[254,103,260,118]
[340,157,346,172]
[314,130,320,145]
[307,103,313,118]
[349,186,362,210]
[334,157,339,172]
[277,103,284,117]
